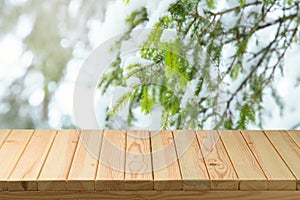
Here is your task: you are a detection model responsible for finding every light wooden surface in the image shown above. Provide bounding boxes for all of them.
[38,130,78,191]
[0,130,34,191]
[96,130,126,191]
[0,130,299,194]
[67,130,103,191]
[0,130,10,150]
[241,130,296,190]
[0,191,300,200]
[8,130,57,191]
[124,130,153,190]
[151,130,182,190]
[289,130,300,148]
[196,130,238,190]
[218,130,268,190]
[173,130,210,190]
[265,130,300,190]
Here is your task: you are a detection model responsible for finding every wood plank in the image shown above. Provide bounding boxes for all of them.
[241,130,296,190]
[265,130,300,190]
[8,130,57,191]
[1,191,300,200]
[124,130,153,190]
[0,130,34,191]
[67,130,103,191]
[218,130,267,190]
[0,129,299,193]
[0,130,10,150]
[38,130,79,191]
[96,130,126,191]
[289,130,300,148]
[196,130,238,190]
[173,130,210,190]
[151,130,182,190]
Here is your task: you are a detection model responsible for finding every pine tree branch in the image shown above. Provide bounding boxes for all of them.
[207,1,263,16]
[257,13,298,30]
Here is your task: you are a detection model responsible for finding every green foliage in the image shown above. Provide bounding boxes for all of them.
[98,0,300,130]
[230,65,240,81]
[224,118,233,129]
[141,85,154,114]
[236,36,249,58]
[195,77,203,96]
[238,0,246,7]
[206,0,215,9]
[271,87,284,116]
[125,7,148,29]
[237,104,255,129]
[109,90,133,116]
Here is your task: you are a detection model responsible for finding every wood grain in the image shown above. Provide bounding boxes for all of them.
[0,130,34,191]
[151,130,182,190]
[8,130,57,191]
[173,130,210,190]
[0,130,10,150]
[265,130,300,190]
[67,130,103,191]
[196,130,238,190]
[96,130,126,191]
[0,129,299,192]
[241,130,296,190]
[124,130,153,190]
[288,130,300,148]
[1,191,300,200]
[38,130,78,191]
[218,130,267,190]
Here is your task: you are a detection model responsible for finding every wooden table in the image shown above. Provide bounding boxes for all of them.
[0,130,299,199]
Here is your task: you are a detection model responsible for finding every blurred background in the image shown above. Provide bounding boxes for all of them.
[0,0,299,129]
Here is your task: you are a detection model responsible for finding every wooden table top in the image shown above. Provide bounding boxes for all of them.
[0,130,299,192]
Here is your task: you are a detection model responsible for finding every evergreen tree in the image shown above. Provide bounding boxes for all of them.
[98,0,300,129]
